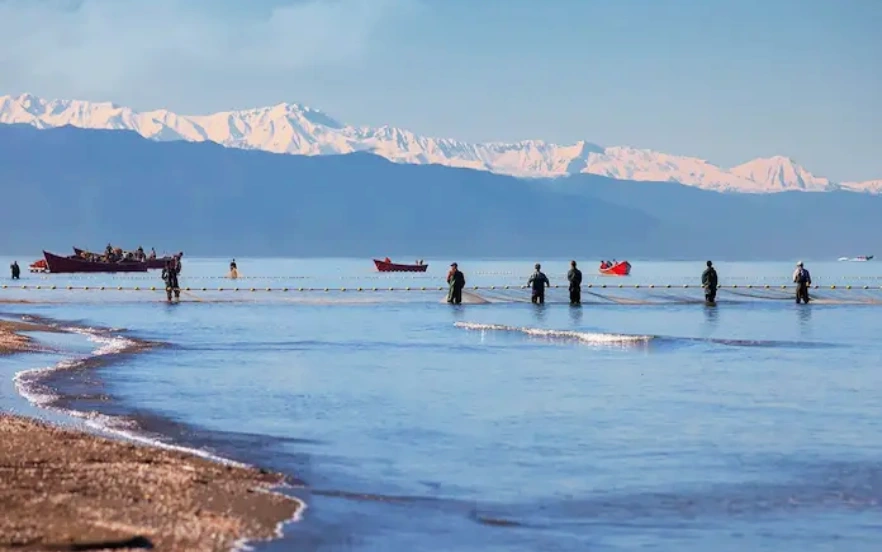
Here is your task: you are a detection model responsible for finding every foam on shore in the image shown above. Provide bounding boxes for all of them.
[2,314,307,551]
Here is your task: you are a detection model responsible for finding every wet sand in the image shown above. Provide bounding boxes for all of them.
[0,414,302,552]
[0,319,302,551]
[0,318,58,354]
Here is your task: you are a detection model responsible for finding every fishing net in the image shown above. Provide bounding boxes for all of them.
[2,283,881,306]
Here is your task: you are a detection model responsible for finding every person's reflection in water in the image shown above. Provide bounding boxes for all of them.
[703,304,719,325]
[697,302,719,340]
[530,302,548,324]
[569,303,583,325]
[448,302,466,321]
[797,302,812,338]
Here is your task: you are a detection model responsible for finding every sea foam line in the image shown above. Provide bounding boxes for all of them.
[454,322,654,345]
[12,326,246,467]
[10,320,308,550]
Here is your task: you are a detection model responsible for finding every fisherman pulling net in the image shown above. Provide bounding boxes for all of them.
[3,259,881,305]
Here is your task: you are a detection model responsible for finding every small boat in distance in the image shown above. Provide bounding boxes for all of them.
[599,260,631,276]
[28,259,48,273]
[373,257,429,272]
[42,251,149,273]
[838,255,874,262]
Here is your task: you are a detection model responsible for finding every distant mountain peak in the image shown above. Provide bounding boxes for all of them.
[0,92,878,194]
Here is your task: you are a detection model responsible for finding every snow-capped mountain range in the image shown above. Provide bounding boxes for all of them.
[1,93,878,194]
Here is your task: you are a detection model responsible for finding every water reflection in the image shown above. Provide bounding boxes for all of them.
[530,303,548,324]
[703,304,719,326]
[797,304,812,338]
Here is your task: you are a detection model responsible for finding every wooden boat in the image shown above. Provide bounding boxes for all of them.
[599,260,631,276]
[373,258,429,272]
[29,259,48,273]
[43,251,149,273]
[73,247,171,269]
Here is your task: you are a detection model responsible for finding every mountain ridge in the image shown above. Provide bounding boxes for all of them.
[0,92,878,194]
[1,123,880,260]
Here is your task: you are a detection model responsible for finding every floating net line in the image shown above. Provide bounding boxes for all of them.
[19,273,882,281]
[2,283,882,306]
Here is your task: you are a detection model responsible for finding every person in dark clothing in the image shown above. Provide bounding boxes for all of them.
[793,261,811,304]
[567,260,582,305]
[447,262,466,304]
[702,260,718,304]
[528,263,550,304]
[10,261,20,280]
[161,259,181,301]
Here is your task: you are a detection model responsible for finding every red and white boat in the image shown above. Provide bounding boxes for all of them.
[28,259,48,273]
[373,258,429,272]
[599,260,631,276]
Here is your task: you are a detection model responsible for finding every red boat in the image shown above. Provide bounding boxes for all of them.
[73,247,172,269]
[373,258,429,272]
[29,259,48,273]
[599,260,631,276]
[42,251,149,273]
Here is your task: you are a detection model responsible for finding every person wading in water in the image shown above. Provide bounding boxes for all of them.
[567,260,582,306]
[162,259,181,302]
[10,261,20,280]
[702,260,718,305]
[793,261,811,304]
[528,263,550,304]
[447,262,465,304]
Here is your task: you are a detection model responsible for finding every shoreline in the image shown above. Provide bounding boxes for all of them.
[0,317,62,354]
[0,317,304,552]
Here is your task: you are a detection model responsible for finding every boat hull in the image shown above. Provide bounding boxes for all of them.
[373,259,429,272]
[43,251,149,273]
[599,261,631,276]
[28,259,48,273]
[73,247,171,269]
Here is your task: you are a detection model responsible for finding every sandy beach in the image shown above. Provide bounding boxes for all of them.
[0,319,303,551]
[0,318,56,354]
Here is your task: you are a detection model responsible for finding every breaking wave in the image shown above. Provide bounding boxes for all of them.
[454,322,838,349]
[454,322,655,346]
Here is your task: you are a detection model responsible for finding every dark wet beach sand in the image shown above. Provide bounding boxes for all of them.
[0,318,59,354]
[0,318,303,552]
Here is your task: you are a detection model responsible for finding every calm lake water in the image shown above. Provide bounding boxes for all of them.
[2,257,882,551]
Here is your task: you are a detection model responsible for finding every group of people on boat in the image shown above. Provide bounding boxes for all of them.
[78,244,159,264]
[599,259,618,269]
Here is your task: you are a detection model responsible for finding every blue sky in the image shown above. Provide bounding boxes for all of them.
[0,0,879,181]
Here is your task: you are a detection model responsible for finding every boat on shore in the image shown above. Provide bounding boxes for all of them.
[599,260,631,276]
[42,251,149,273]
[373,258,429,272]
